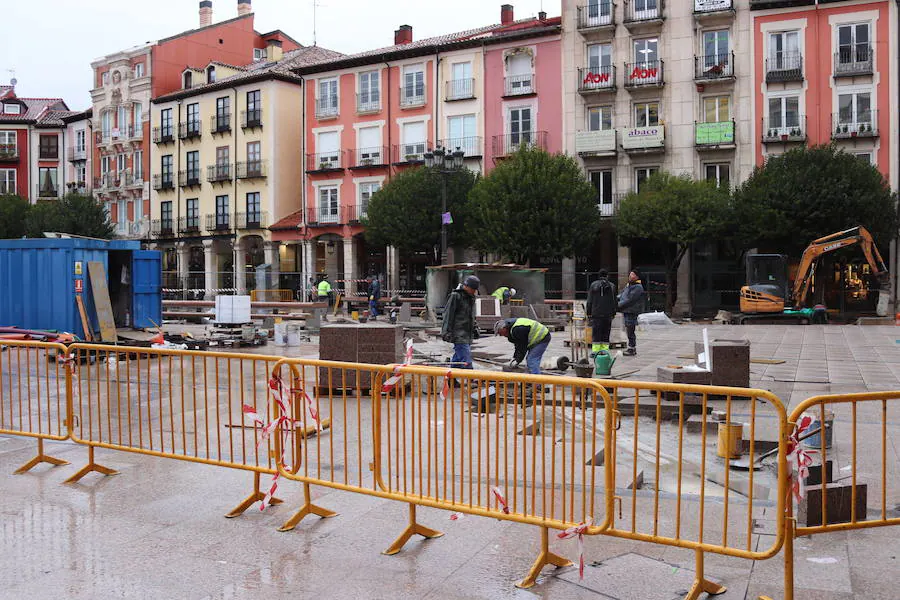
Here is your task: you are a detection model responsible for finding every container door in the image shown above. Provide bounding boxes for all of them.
[131,250,162,329]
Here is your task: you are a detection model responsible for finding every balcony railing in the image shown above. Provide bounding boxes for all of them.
[400,88,426,108]
[316,98,339,119]
[834,46,872,77]
[207,163,233,183]
[578,65,616,92]
[152,126,174,144]
[36,185,59,199]
[761,116,807,142]
[67,147,87,162]
[624,1,663,23]
[236,160,267,179]
[694,52,734,80]
[151,219,175,238]
[241,109,263,129]
[832,110,878,139]
[765,53,803,83]
[694,120,736,147]
[577,2,615,30]
[435,136,483,158]
[343,203,369,224]
[446,78,475,101]
[356,94,381,113]
[492,131,548,157]
[206,213,232,232]
[624,60,664,87]
[210,114,231,134]
[236,211,268,229]
[306,206,341,225]
[128,124,143,140]
[128,218,149,238]
[503,74,535,97]
[392,144,427,164]
[598,193,625,218]
[0,144,18,161]
[306,152,344,172]
[179,169,202,187]
[178,216,201,234]
[350,146,389,169]
[694,0,733,15]
[178,121,202,140]
[152,174,174,191]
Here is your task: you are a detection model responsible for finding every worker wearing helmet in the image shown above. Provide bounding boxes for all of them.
[490,286,517,305]
[493,317,551,375]
[441,275,481,369]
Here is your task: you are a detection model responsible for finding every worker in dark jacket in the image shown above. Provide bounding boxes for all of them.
[441,275,480,369]
[586,269,617,355]
[366,275,381,319]
[618,270,646,356]
[493,317,551,375]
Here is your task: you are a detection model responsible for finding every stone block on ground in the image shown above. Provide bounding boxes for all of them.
[695,339,750,388]
[798,482,867,526]
[318,323,403,389]
[805,461,834,486]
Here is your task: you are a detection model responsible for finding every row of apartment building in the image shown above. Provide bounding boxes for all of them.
[2,0,897,313]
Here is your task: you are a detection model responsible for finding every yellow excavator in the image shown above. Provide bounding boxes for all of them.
[738,226,889,323]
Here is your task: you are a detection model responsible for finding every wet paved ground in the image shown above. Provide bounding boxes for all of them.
[1,323,899,599]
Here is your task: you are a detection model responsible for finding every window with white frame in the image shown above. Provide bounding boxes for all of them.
[133,103,142,132]
[253,48,266,61]
[634,166,659,192]
[588,43,612,70]
[358,71,380,111]
[590,170,614,214]
[704,163,731,188]
[447,114,477,156]
[77,164,86,187]
[76,129,86,153]
[634,38,658,64]
[505,53,533,95]
[358,181,380,218]
[448,62,473,99]
[0,169,15,195]
[508,106,532,147]
[703,96,730,122]
[133,150,143,180]
[316,131,341,168]
[117,153,127,174]
[357,126,381,164]
[318,78,338,116]
[38,167,58,196]
[768,31,800,71]
[837,23,870,66]
[118,199,128,231]
[837,91,872,130]
[634,102,659,127]
[702,30,729,66]
[633,0,658,20]
[134,62,145,78]
[855,152,873,164]
[767,94,801,135]
[402,65,425,105]
[0,131,15,155]
[588,106,613,131]
[3,103,20,115]
[584,0,612,27]
[318,186,339,223]
[101,111,112,137]
[401,121,426,160]
[117,105,128,135]
[102,71,109,86]
[101,155,111,175]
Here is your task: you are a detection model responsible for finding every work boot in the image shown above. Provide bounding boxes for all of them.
[623,347,637,356]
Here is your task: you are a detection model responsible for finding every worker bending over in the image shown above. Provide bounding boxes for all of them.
[491,286,516,305]
[494,318,550,375]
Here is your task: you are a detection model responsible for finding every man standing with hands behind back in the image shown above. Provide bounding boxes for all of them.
[618,269,646,356]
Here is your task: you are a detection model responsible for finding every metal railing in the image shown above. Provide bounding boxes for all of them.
[178,121,202,140]
[356,94,380,113]
[153,174,175,190]
[694,0,733,13]
[761,116,807,142]
[624,1,663,22]
[350,146,389,168]
[178,169,202,187]
[236,160,267,179]
[831,109,878,139]
[178,215,201,234]
[343,202,369,223]
[315,98,339,118]
[67,146,88,161]
[210,114,231,134]
[392,144,426,164]
[150,218,174,237]
[128,218,149,237]
[241,109,262,129]
[207,163,233,183]
[578,65,616,92]
[0,144,18,160]
[504,74,535,96]
[694,52,734,79]
[598,192,624,217]
[577,2,614,29]
[128,124,143,140]
[235,210,268,229]
[765,53,803,82]
[205,213,232,232]
[834,47,872,76]
[624,60,664,87]
[445,78,475,100]
[492,131,548,156]
[399,87,426,107]
[307,206,341,225]
[152,126,174,144]
[435,136,482,158]
[306,152,344,172]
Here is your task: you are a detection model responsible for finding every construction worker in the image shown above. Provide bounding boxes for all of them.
[317,274,333,307]
[618,269,646,356]
[441,275,480,369]
[493,317,550,375]
[491,286,516,305]
[367,274,381,319]
[586,269,617,355]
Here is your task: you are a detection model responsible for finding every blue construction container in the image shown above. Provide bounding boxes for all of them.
[0,238,161,337]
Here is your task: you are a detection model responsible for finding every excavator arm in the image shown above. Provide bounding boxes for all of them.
[791,226,889,308]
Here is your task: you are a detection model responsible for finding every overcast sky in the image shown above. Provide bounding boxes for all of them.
[1,0,560,111]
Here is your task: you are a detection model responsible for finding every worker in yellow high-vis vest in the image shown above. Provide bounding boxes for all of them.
[317,274,333,307]
[493,317,550,375]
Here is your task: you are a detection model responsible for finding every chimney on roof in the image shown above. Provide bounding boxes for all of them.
[237,0,251,16]
[266,38,283,62]
[199,0,213,27]
[394,25,413,45]
[501,4,514,25]
[538,10,546,20]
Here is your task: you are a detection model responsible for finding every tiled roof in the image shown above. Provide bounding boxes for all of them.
[0,94,69,123]
[37,109,80,127]
[269,209,304,231]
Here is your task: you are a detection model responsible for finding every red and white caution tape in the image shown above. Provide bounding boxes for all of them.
[491,486,510,514]
[787,413,815,503]
[294,382,322,430]
[557,519,592,579]
[449,512,464,521]
[383,339,415,393]
[56,354,79,383]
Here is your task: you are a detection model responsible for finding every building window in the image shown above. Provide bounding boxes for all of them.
[134,63,145,78]
[318,78,339,116]
[101,155,111,175]
[116,153,126,173]
[316,131,340,168]
[767,95,800,134]
[590,170,613,208]
[318,186,339,223]
[634,38,658,64]
[186,150,200,182]
[769,31,800,71]
[216,146,230,179]
[160,108,173,137]
[402,65,426,105]
[3,103,20,115]
[837,91,872,129]
[505,53,533,95]
[358,70,380,110]
[186,103,200,134]
[588,43,612,71]
[358,182,380,218]
[186,198,199,229]
[101,111,112,138]
[102,71,109,86]
[253,47,266,61]
[215,97,230,130]
[39,135,58,159]
[215,195,229,228]
[117,105,128,132]
[855,152,872,164]
[702,30,729,65]
[357,126,381,164]
[38,167,58,196]
[634,102,659,127]
[74,130,86,153]
[246,90,261,123]
[246,192,261,224]
[183,72,193,89]
[705,163,730,188]
[0,130,16,155]
[703,96,730,122]
[508,107,533,146]
[77,165,86,187]
[635,166,659,192]
[447,114,477,156]
[161,155,173,185]
[585,0,612,26]
[0,169,15,195]
[207,66,216,83]
[133,150,143,180]
[588,106,613,131]
[448,62,473,100]
[837,23,870,65]
[401,121,426,160]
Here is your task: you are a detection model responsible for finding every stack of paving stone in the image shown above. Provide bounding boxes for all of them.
[319,322,404,392]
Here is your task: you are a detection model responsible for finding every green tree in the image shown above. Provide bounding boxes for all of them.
[466,147,601,263]
[364,166,477,257]
[25,193,114,239]
[0,195,30,238]
[732,145,898,255]
[617,172,732,312]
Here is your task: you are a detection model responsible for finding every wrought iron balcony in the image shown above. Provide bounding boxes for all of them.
[765,53,803,83]
[391,144,426,164]
[356,94,381,114]
[761,116,807,143]
[178,169,202,188]
[178,121,202,140]
[446,78,475,101]
[399,87,426,108]
[210,114,231,134]
[206,213,232,232]
[435,136,482,159]
[831,110,878,139]
[834,47,872,77]
[624,1,664,26]
[349,146,389,169]
[578,65,616,93]
[67,146,87,162]
[152,174,175,191]
[241,109,263,129]
[178,216,201,234]
[152,126,174,144]
[624,60,664,87]
[306,206,341,226]
[694,52,735,81]
[236,160,267,179]
[207,163,233,183]
[235,211,268,229]
[316,98,339,119]
[491,131,548,157]
[577,2,615,31]
[306,152,344,173]
[503,74,535,97]
[151,219,175,238]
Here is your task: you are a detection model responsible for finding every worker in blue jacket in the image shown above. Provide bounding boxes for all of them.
[617,269,646,356]
[366,275,381,319]
[493,317,551,375]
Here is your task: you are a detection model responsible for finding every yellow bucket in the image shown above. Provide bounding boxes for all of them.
[351,311,359,321]
[716,422,743,459]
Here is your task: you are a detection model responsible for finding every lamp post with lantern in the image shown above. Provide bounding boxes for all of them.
[423,145,465,264]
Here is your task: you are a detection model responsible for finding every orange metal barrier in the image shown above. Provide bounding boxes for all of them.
[0,340,71,474]
[250,289,294,302]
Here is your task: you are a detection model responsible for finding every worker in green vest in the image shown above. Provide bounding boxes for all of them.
[491,286,516,305]
[317,274,333,307]
[493,317,550,375]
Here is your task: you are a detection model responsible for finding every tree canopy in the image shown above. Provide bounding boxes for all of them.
[364,166,477,257]
[732,145,898,255]
[0,193,114,239]
[617,172,732,312]
[465,147,601,264]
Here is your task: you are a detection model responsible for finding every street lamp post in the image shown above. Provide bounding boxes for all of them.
[424,145,465,264]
